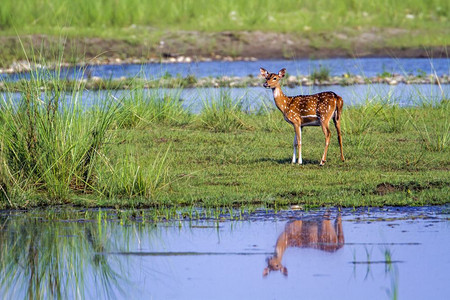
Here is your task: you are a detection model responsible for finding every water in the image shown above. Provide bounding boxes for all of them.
[1,206,449,299]
[2,58,449,81]
[180,84,448,112]
[2,58,448,111]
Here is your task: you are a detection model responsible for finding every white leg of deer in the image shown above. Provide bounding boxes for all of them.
[299,127,303,165]
[294,124,302,165]
[320,122,331,166]
[292,133,297,164]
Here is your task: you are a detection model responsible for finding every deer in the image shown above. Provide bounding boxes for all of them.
[260,67,345,165]
[263,213,344,277]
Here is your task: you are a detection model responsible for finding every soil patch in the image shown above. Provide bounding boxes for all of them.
[375,181,446,196]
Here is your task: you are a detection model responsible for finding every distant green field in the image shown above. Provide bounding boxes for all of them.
[0,0,448,66]
[1,0,448,33]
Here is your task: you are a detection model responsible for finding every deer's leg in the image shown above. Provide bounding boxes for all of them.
[333,115,345,162]
[320,121,331,166]
[299,127,303,164]
[292,133,297,164]
[294,124,302,165]
[335,214,344,245]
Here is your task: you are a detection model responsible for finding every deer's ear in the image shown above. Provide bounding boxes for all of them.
[260,67,268,78]
[278,68,286,78]
[281,266,288,276]
[263,267,270,277]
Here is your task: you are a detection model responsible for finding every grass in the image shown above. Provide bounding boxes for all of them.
[0,65,118,204]
[199,89,250,132]
[408,99,449,151]
[0,0,447,33]
[114,88,191,128]
[0,0,448,66]
[310,65,331,82]
[1,89,448,209]
[108,104,448,209]
[0,58,449,209]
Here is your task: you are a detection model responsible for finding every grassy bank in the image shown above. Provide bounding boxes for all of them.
[0,0,448,66]
[1,73,449,209]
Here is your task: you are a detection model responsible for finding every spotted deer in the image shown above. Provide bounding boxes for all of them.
[263,213,344,277]
[260,67,345,165]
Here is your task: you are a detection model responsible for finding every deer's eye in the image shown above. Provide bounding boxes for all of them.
[272,78,277,81]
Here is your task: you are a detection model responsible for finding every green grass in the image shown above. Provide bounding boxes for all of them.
[0,66,118,204]
[311,65,331,82]
[0,58,449,209]
[1,0,448,33]
[114,88,191,129]
[105,104,449,209]
[0,0,448,66]
[199,89,250,132]
[1,81,448,209]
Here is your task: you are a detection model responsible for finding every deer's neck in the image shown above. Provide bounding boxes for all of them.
[274,232,289,260]
[272,86,289,113]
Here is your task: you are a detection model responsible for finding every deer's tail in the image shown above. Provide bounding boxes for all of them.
[334,94,343,122]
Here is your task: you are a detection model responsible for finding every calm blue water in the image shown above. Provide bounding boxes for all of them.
[2,58,449,81]
[1,206,449,299]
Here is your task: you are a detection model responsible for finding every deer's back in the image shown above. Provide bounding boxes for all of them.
[288,91,339,114]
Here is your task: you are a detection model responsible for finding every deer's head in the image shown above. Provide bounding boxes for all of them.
[260,67,286,89]
[263,256,288,277]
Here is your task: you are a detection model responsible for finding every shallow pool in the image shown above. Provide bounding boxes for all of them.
[0,206,449,299]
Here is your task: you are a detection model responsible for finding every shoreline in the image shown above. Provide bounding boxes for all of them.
[1,74,448,91]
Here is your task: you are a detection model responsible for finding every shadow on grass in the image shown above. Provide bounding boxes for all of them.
[255,157,321,165]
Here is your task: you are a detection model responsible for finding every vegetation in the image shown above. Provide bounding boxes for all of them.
[0,0,447,33]
[0,209,135,299]
[1,68,448,209]
[2,73,448,92]
[0,0,448,66]
[310,65,331,82]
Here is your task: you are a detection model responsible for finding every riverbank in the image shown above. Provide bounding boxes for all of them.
[0,30,448,70]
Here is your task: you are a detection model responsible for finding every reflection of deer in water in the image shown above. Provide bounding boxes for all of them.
[263,214,344,276]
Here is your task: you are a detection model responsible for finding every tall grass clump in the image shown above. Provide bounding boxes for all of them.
[254,100,287,132]
[97,146,170,199]
[376,93,410,133]
[199,89,249,132]
[341,98,383,149]
[0,65,117,204]
[310,65,330,82]
[409,98,449,151]
[114,87,191,129]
